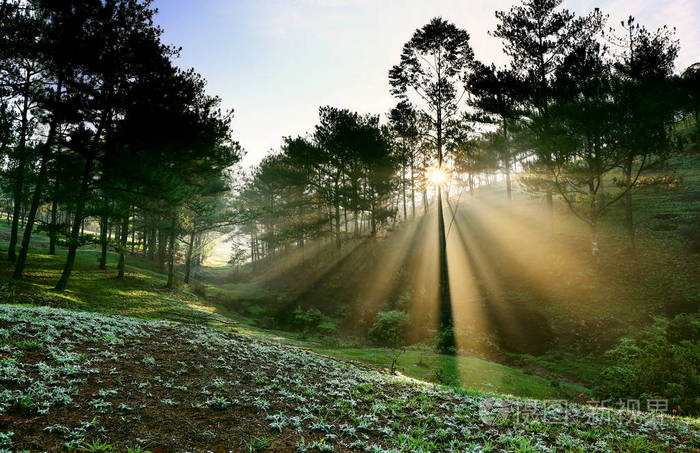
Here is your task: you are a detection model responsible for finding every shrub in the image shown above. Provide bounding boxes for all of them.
[368,310,409,347]
[292,307,322,332]
[435,326,457,355]
[594,313,700,415]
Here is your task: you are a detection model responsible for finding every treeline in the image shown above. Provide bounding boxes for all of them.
[235,0,699,266]
[236,107,397,261]
[0,0,240,289]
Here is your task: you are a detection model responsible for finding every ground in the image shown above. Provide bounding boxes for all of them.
[1,304,697,452]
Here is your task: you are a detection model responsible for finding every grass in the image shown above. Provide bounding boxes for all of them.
[312,346,589,400]
[0,225,222,325]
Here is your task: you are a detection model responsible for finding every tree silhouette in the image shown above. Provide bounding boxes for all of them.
[389,17,475,353]
[467,63,525,203]
[493,0,604,233]
[610,17,681,249]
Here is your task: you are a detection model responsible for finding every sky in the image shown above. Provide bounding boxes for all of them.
[152,0,700,170]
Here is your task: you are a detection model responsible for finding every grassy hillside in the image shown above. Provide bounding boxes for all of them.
[0,226,219,325]
[1,304,697,452]
[0,226,587,402]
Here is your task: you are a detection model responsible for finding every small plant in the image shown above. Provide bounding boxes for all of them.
[206,396,232,410]
[141,357,155,366]
[267,412,287,432]
[254,397,270,411]
[211,377,226,389]
[81,439,113,452]
[247,435,271,452]
[309,438,333,452]
[390,347,405,375]
[0,431,13,447]
[88,398,112,412]
[44,424,67,434]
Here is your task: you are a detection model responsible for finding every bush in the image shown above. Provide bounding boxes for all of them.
[368,310,409,347]
[292,307,323,332]
[435,326,457,355]
[594,313,700,415]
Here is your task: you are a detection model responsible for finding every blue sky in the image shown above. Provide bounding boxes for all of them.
[152,0,700,169]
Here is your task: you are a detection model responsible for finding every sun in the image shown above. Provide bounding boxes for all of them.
[427,166,449,186]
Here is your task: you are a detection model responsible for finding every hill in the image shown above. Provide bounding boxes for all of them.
[1,304,697,452]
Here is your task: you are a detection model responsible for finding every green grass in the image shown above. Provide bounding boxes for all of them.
[0,226,218,325]
[196,282,278,304]
[312,346,588,400]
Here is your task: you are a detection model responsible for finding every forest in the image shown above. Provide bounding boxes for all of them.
[0,0,698,451]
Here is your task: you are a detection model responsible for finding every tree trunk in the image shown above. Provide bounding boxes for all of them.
[49,192,57,255]
[8,69,32,263]
[117,214,128,278]
[157,227,167,273]
[334,201,341,250]
[8,163,25,262]
[436,99,454,353]
[591,220,600,268]
[546,192,553,236]
[410,155,416,218]
[437,186,454,352]
[503,119,512,204]
[99,212,108,270]
[422,153,428,214]
[194,233,203,266]
[353,208,359,238]
[148,222,156,260]
[13,96,60,279]
[184,230,195,284]
[624,163,635,249]
[298,205,305,249]
[166,215,177,289]
[402,163,407,220]
[505,162,512,203]
[55,155,95,291]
